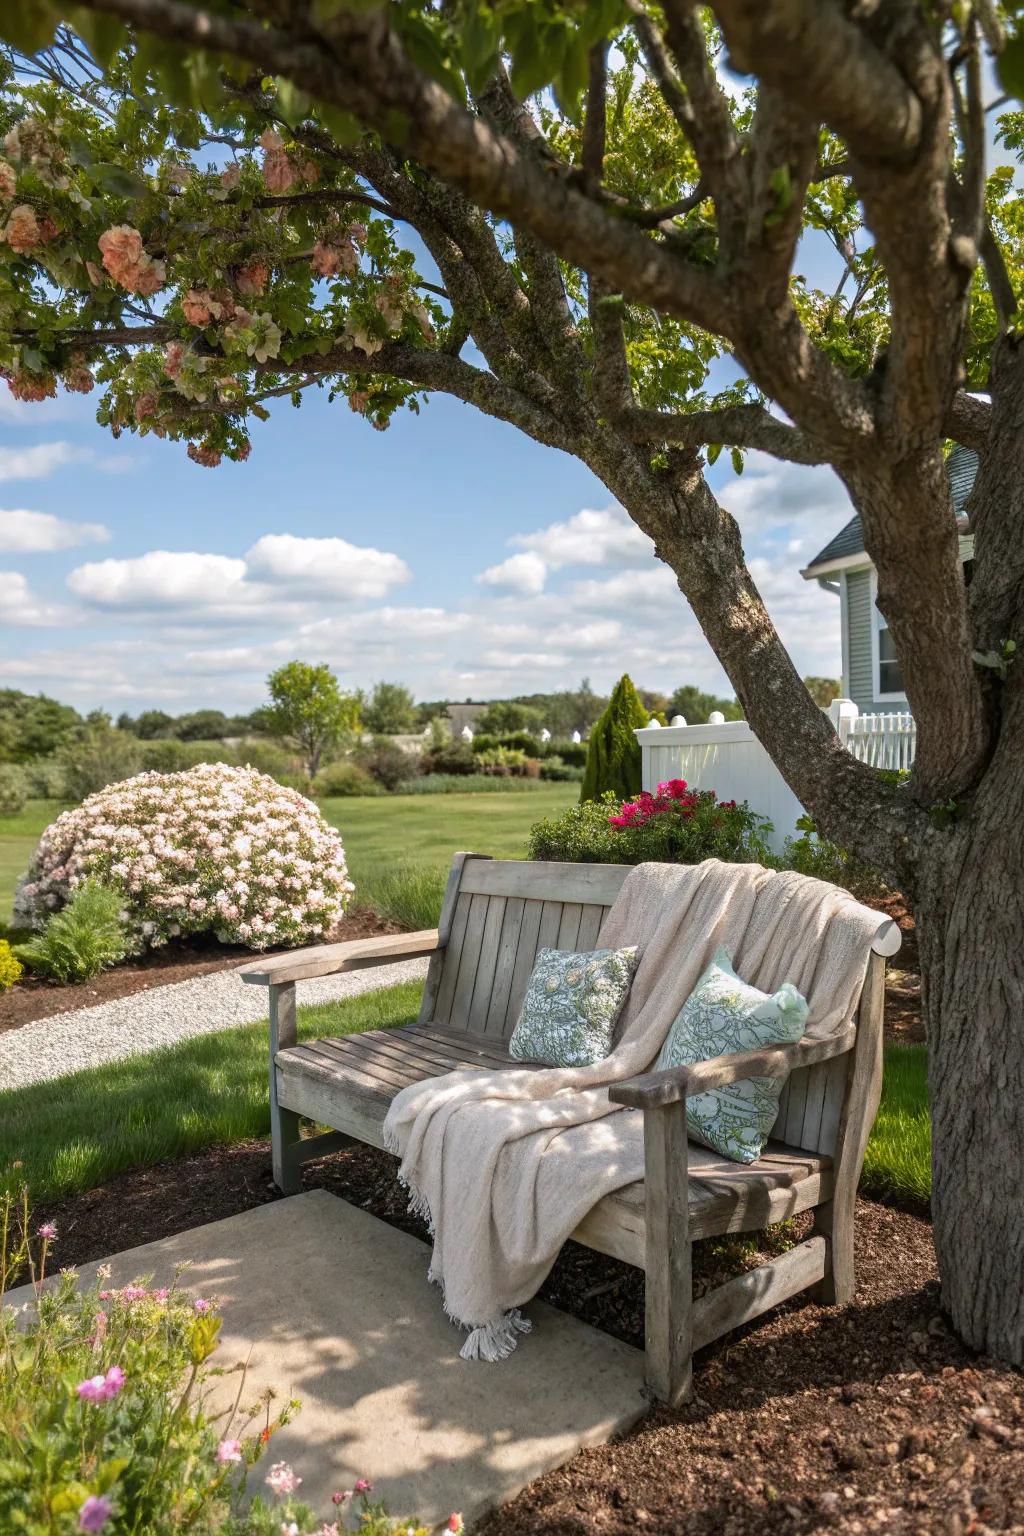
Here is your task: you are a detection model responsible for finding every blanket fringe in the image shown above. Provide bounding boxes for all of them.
[458,1309,533,1363]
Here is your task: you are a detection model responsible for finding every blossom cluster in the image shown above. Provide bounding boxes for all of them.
[14,762,354,950]
[608,777,738,829]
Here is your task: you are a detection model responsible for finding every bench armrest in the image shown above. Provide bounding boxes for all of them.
[237,928,440,987]
[608,1022,857,1110]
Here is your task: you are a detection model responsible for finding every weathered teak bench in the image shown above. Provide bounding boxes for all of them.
[240,853,900,1404]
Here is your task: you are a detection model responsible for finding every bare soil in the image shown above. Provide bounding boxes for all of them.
[0,906,400,1034]
[35,1139,1020,1536]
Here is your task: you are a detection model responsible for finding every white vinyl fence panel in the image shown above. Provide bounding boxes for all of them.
[635,701,916,854]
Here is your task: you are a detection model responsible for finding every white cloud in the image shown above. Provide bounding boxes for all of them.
[0,570,71,627]
[66,535,410,621]
[244,533,410,599]
[511,505,654,569]
[0,442,83,482]
[476,551,548,595]
[68,551,249,610]
[0,508,111,552]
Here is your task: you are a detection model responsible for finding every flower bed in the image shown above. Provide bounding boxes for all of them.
[528,779,772,866]
[14,763,353,951]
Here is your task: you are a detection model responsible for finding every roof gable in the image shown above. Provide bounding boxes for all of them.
[802,444,979,575]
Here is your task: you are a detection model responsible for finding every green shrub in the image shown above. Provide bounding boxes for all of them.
[57,724,142,802]
[471,731,542,757]
[313,759,384,797]
[0,939,22,990]
[393,773,550,794]
[15,881,128,984]
[529,782,772,867]
[538,756,585,782]
[783,814,890,902]
[19,755,68,798]
[0,762,27,816]
[420,742,478,776]
[580,674,649,803]
[354,736,417,790]
[475,745,528,775]
[137,738,239,773]
[235,738,300,778]
[356,860,448,929]
[543,739,587,767]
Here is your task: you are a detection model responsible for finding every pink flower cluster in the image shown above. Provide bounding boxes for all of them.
[15,762,354,951]
[4,367,56,402]
[260,129,319,195]
[97,224,166,296]
[311,222,364,279]
[608,778,738,829]
[77,1364,126,1403]
[4,203,40,253]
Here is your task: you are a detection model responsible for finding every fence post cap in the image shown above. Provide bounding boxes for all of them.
[708,710,726,724]
[670,714,686,727]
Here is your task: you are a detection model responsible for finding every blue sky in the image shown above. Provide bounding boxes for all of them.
[0,355,850,715]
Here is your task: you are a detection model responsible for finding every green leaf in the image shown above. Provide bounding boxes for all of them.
[0,1,58,53]
[999,31,1024,101]
[90,163,151,201]
[730,446,744,475]
[706,442,723,465]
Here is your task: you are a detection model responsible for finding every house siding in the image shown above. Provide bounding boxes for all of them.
[846,565,911,713]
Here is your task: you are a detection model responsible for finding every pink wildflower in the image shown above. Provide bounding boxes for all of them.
[354,1478,373,1494]
[217,1438,243,1464]
[77,1365,125,1403]
[36,1222,57,1240]
[265,1462,302,1496]
[448,1517,464,1534]
[193,1296,213,1313]
[332,1490,352,1505]
[5,203,40,253]
[78,1495,113,1532]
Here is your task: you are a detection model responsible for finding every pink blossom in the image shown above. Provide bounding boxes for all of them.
[78,1495,113,1532]
[6,369,56,402]
[448,1516,464,1534]
[36,1222,57,1240]
[133,392,159,423]
[182,289,216,326]
[354,1478,373,1494]
[217,1438,243,1464]
[97,225,165,296]
[332,1490,352,1505]
[5,203,40,253]
[266,1462,302,1496]
[77,1365,125,1403]
[163,340,185,378]
[220,162,241,192]
[62,354,95,394]
[0,160,15,200]
[262,148,296,195]
[187,442,222,468]
[237,261,269,296]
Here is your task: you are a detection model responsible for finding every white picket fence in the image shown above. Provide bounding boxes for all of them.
[835,707,916,771]
[634,699,915,853]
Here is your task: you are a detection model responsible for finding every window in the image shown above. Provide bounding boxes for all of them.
[870,572,907,702]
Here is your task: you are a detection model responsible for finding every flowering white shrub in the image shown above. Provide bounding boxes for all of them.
[14,763,354,951]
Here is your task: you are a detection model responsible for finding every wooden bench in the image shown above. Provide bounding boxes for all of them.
[240,853,900,1404]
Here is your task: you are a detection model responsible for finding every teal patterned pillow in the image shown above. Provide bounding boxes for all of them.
[509,946,639,1067]
[655,945,808,1165]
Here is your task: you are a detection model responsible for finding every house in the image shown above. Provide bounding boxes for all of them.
[800,444,978,714]
[443,701,491,736]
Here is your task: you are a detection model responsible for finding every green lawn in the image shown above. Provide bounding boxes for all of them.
[0,784,577,925]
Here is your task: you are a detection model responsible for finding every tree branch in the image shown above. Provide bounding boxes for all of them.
[619,402,827,464]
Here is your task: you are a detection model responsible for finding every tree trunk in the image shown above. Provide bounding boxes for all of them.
[915,694,1024,1363]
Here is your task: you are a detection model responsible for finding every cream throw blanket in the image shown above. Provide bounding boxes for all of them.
[383,859,883,1360]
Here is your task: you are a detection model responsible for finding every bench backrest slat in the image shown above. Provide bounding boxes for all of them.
[420,854,628,1039]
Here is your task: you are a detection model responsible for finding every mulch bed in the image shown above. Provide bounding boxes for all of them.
[0,906,400,1035]
[35,1138,1021,1536]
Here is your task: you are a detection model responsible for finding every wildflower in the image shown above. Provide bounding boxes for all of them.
[77,1364,125,1402]
[266,1462,301,1496]
[281,1524,300,1536]
[78,1494,113,1532]
[332,1490,352,1505]
[354,1478,373,1494]
[36,1221,57,1240]
[316,1525,341,1536]
[217,1438,243,1464]
[448,1516,464,1534]
[96,1263,112,1281]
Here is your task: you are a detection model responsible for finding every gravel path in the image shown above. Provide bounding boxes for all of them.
[0,957,430,1092]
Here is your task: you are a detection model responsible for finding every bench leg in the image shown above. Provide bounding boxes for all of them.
[643,1104,694,1405]
[813,1198,853,1305]
[269,982,303,1195]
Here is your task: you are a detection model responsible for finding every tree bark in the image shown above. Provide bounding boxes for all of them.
[915,687,1024,1359]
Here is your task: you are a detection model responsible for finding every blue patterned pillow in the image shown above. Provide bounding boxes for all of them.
[509,946,639,1067]
[655,946,808,1164]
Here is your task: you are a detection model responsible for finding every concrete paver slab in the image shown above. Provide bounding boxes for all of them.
[8,1191,646,1529]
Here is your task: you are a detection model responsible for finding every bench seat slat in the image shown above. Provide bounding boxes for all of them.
[275,1023,833,1255]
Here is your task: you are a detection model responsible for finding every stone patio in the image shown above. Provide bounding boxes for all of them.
[12,1191,647,1529]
